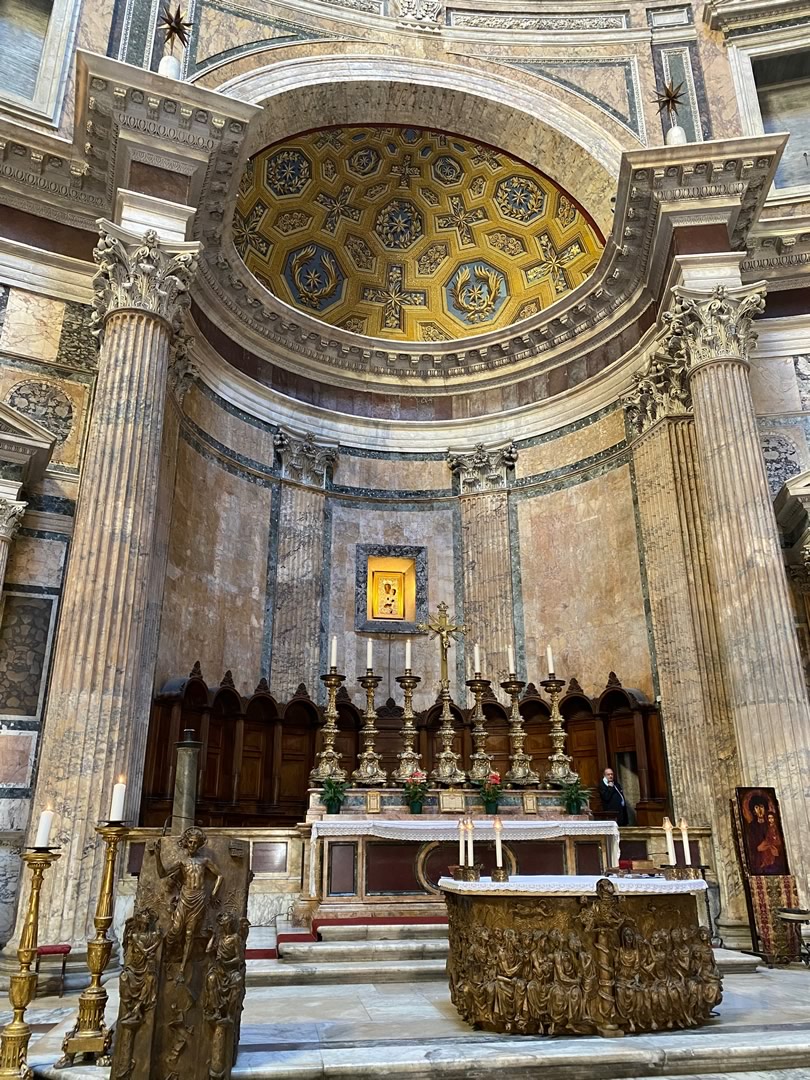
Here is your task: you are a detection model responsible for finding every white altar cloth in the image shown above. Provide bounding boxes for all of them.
[439,874,707,896]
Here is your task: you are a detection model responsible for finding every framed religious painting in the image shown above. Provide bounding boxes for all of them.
[735,787,790,876]
[370,570,405,620]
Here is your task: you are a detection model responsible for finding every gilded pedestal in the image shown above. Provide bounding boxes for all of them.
[393,671,422,781]
[352,672,387,786]
[501,677,538,786]
[311,670,347,783]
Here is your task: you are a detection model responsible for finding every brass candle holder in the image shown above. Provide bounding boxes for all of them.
[491,866,510,883]
[501,676,539,786]
[462,863,482,882]
[393,670,422,781]
[466,675,493,783]
[56,822,129,1068]
[0,846,60,1080]
[311,668,347,783]
[450,864,467,881]
[541,676,578,785]
[352,670,388,785]
[430,681,466,786]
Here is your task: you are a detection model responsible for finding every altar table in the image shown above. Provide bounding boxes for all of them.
[440,875,720,1037]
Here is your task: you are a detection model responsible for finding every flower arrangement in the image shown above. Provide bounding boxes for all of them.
[319,776,348,814]
[403,770,429,812]
[560,778,591,815]
[479,771,503,811]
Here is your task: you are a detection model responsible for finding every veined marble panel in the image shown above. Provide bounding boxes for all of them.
[0,838,23,946]
[0,365,90,471]
[6,536,67,589]
[749,353,803,414]
[185,382,277,474]
[0,732,36,786]
[0,290,65,363]
[515,409,625,480]
[336,454,450,493]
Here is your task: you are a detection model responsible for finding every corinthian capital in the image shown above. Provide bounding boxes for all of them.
[0,498,26,543]
[623,345,692,437]
[662,283,767,368]
[92,221,200,334]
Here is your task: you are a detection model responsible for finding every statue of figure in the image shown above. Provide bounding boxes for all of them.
[694,926,722,1013]
[614,924,642,1032]
[205,912,248,1079]
[113,909,161,1079]
[152,827,224,975]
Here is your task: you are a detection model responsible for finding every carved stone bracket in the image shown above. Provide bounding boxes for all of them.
[0,497,26,544]
[396,0,445,29]
[274,430,339,488]
[623,342,691,437]
[92,222,200,335]
[447,441,518,492]
[663,283,767,369]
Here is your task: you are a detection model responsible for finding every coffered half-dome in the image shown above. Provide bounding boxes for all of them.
[233,124,604,343]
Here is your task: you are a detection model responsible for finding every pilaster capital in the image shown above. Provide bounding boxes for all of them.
[623,342,692,437]
[662,283,767,369]
[274,430,338,488]
[447,441,518,492]
[168,331,199,407]
[0,498,27,543]
[91,221,200,335]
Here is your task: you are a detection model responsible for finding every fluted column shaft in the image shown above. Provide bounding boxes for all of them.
[0,498,26,600]
[7,225,198,951]
[459,491,513,677]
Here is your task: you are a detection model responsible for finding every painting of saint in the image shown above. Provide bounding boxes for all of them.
[371,571,405,620]
[736,787,790,876]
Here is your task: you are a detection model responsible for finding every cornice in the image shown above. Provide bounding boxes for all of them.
[0,237,94,303]
[741,215,810,289]
[703,0,810,33]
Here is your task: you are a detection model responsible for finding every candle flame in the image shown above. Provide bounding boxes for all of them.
[678,818,688,830]
[662,817,672,829]
[118,775,126,784]
[493,816,503,831]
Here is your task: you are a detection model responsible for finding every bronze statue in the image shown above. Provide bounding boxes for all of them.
[114,910,161,1079]
[153,827,223,975]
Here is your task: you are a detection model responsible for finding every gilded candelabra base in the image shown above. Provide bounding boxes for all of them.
[393,672,422,782]
[430,684,466,786]
[56,823,128,1069]
[0,848,61,1080]
[311,670,347,784]
[542,676,578,786]
[352,672,388,787]
[660,865,702,881]
[501,677,539,787]
[466,676,493,783]
[490,867,510,883]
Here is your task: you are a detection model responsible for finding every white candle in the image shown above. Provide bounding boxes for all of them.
[679,818,692,866]
[34,809,54,849]
[405,638,411,671]
[466,819,474,866]
[507,646,515,675]
[662,817,677,865]
[546,645,554,676]
[109,779,127,822]
[330,635,337,669]
[366,639,373,670]
[474,643,481,674]
[458,818,465,866]
[494,816,503,868]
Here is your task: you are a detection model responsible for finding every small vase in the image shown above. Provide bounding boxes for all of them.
[484,802,498,815]
[409,802,423,814]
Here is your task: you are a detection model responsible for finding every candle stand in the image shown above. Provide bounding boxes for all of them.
[393,670,422,781]
[462,864,482,882]
[501,676,539,786]
[310,669,347,783]
[0,847,60,1080]
[352,671,387,785]
[56,823,129,1068]
[430,681,466,785]
[466,675,493,782]
[491,867,510,883]
[541,676,578,785]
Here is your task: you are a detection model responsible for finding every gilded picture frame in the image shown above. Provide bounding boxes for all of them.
[371,570,405,620]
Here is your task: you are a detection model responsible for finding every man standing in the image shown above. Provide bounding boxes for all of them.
[598,767,629,826]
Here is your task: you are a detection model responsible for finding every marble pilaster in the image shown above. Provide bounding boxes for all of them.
[0,499,26,600]
[4,224,199,958]
[458,490,514,680]
[671,282,810,902]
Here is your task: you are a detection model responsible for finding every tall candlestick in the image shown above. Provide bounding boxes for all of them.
[466,819,474,866]
[109,779,126,822]
[679,818,692,866]
[507,646,515,675]
[405,638,411,671]
[662,816,677,865]
[474,643,481,674]
[458,818,465,866]
[33,809,53,849]
[493,816,503,868]
[330,635,337,669]
[546,645,554,676]
[366,639,373,670]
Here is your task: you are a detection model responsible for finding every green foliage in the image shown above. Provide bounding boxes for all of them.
[403,771,428,804]
[319,777,348,808]
[560,778,591,815]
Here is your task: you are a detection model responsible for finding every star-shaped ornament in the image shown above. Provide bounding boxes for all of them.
[160,5,193,52]
[653,80,686,119]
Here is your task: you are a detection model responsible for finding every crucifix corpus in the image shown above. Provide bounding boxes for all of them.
[417,601,469,686]
[418,602,469,785]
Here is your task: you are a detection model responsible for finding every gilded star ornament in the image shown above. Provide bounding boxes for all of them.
[653,80,686,119]
[160,5,193,53]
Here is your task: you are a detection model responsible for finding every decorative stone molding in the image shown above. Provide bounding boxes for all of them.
[273,431,339,488]
[447,441,518,492]
[396,0,444,29]
[168,331,199,405]
[703,0,810,33]
[0,498,26,543]
[92,224,200,334]
[449,11,627,29]
[787,547,810,594]
[623,343,691,436]
[663,284,767,369]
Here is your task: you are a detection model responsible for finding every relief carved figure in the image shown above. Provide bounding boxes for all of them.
[114,909,161,1079]
[152,827,224,976]
[204,912,249,1080]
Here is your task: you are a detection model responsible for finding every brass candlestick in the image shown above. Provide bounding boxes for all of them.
[466,675,493,782]
[430,681,466,785]
[501,676,539,786]
[311,668,347,783]
[0,847,60,1080]
[56,823,129,1068]
[542,676,578,785]
[352,671,387,785]
[393,670,422,781]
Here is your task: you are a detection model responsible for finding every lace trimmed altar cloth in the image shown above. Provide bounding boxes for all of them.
[439,873,707,895]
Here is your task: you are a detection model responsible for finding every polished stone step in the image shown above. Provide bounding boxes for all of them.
[278,938,448,963]
[246,957,447,986]
[712,947,763,975]
[317,922,448,941]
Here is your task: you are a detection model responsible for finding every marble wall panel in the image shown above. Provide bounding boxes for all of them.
[6,536,67,588]
[0,290,65,363]
[336,454,450,492]
[516,465,653,697]
[515,409,625,479]
[0,364,90,470]
[695,27,743,140]
[185,383,277,473]
[758,423,810,496]
[0,594,54,716]
[793,354,810,410]
[749,354,802,415]
[0,732,35,786]
[0,839,23,946]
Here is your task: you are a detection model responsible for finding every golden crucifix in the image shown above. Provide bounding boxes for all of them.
[417,602,468,684]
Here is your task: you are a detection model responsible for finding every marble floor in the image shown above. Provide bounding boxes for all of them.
[18,966,810,1079]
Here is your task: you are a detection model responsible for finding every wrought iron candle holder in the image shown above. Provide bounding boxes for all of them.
[430,681,467,786]
[352,670,388,785]
[310,668,347,783]
[466,675,493,783]
[501,676,539,786]
[55,823,130,1068]
[0,847,60,1080]
[393,670,422,781]
[541,676,578,785]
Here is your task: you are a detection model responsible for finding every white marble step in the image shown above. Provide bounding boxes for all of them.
[278,938,448,963]
[712,947,763,975]
[317,922,448,941]
[246,957,447,986]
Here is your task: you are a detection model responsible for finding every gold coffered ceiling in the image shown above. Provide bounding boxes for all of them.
[233,125,604,342]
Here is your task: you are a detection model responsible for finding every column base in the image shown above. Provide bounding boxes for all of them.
[716,916,753,952]
[0,944,121,994]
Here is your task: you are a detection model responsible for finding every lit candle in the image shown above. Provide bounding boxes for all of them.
[493,816,503,869]
[546,645,554,676]
[679,818,692,866]
[34,809,54,849]
[466,818,475,867]
[507,646,515,675]
[366,639,373,671]
[662,817,677,865]
[405,638,411,671]
[458,818,465,866]
[474,643,481,674]
[109,778,127,822]
[330,635,337,669]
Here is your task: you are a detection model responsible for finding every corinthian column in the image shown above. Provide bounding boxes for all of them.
[0,497,26,598]
[669,282,810,901]
[5,224,199,962]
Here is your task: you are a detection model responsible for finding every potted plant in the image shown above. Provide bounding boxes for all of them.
[560,778,591,816]
[403,770,428,814]
[478,771,503,814]
[319,777,348,815]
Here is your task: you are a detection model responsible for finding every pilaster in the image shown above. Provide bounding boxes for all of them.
[0,499,26,601]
